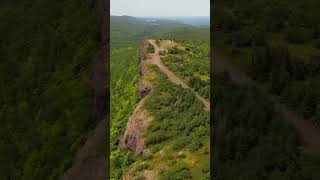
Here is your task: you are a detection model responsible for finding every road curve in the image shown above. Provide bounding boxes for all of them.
[148,39,210,110]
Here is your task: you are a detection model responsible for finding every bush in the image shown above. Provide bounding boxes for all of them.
[134,175,146,180]
[159,163,192,180]
[147,43,155,53]
[134,163,151,173]
[177,153,186,158]
[172,136,190,150]
[145,131,169,146]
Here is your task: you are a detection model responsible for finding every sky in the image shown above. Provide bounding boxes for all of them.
[111,0,210,17]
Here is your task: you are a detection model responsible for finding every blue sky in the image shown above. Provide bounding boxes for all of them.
[111,0,210,17]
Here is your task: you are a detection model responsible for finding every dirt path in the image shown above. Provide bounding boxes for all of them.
[148,40,210,110]
[213,52,320,156]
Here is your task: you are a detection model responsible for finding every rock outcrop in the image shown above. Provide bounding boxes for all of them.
[138,41,153,99]
[119,41,153,156]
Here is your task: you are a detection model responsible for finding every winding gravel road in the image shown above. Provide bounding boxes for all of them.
[148,40,210,110]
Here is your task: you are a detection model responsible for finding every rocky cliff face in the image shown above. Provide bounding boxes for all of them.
[139,41,153,99]
[119,41,153,156]
[119,106,152,156]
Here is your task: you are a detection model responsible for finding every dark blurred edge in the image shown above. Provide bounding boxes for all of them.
[210,0,218,179]
[98,0,110,179]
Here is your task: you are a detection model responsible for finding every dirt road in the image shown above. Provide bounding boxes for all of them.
[213,52,320,156]
[148,40,210,110]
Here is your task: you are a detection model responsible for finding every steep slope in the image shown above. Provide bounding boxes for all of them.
[120,40,210,180]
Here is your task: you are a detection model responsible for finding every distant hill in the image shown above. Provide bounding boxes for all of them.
[111,16,188,47]
[158,26,209,42]
[111,16,209,47]
[145,16,210,27]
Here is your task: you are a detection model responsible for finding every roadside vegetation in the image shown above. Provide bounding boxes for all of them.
[162,42,210,99]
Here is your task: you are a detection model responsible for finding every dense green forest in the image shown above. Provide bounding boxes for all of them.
[213,0,320,126]
[162,42,210,99]
[0,0,99,179]
[159,27,210,43]
[111,16,188,48]
[214,72,320,179]
[213,0,320,179]
[110,47,140,179]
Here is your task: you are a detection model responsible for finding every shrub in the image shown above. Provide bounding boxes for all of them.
[160,163,192,180]
[134,175,146,180]
[172,136,190,150]
[147,43,155,53]
[177,153,186,158]
[145,131,169,146]
[134,163,150,173]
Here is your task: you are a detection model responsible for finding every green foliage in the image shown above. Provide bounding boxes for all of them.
[0,0,99,179]
[147,43,155,53]
[110,150,137,179]
[110,16,210,179]
[162,42,210,99]
[248,42,320,125]
[110,47,140,179]
[111,16,189,48]
[110,47,139,149]
[216,2,320,124]
[159,163,192,180]
[213,73,311,180]
[159,27,209,43]
[144,66,209,153]
[133,163,151,173]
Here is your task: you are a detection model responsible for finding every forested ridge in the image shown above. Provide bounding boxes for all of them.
[137,63,210,180]
[0,0,100,179]
[110,16,210,179]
